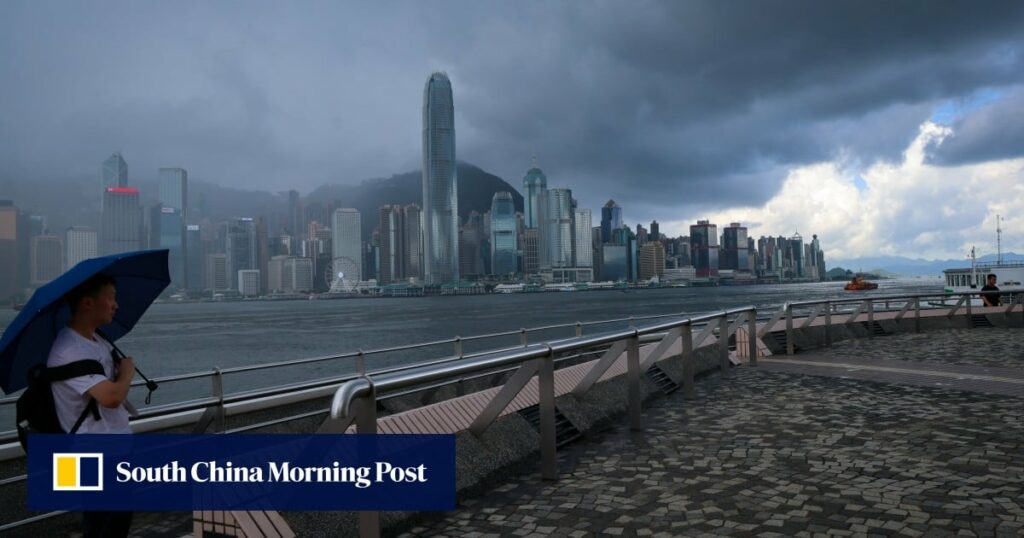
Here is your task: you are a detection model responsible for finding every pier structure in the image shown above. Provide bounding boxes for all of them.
[0,290,1021,536]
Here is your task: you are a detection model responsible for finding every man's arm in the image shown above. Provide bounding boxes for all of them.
[86,357,136,408]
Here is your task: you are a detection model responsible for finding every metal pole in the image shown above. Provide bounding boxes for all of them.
[748,310,758,367]
[627,333,643,431]
[355,385,379,538]
[719,315,730,375]
[867,300,874,337]
[575,322,583,337]
[824,301,832,346]
[520,328,528,347]
[681,322,695,400]
[539,348,557,480]
[914,298,921,333]
[966,292,973,328]
[785,303,794,355]
[454,336,463,357]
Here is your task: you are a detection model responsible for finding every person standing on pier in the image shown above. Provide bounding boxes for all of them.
[47,274,136,537]
[981,274,1002,306]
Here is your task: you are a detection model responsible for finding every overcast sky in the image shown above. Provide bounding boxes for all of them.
[1,1,1022,259]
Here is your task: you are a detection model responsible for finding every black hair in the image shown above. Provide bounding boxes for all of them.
[987,273,998,280]
[67,274,116,314]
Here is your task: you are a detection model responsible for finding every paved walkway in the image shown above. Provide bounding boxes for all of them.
[401,328,1024,537]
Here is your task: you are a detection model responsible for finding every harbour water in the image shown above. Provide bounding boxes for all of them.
[0,279,942,407]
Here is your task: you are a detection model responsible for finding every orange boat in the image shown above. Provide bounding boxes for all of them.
[844,276,878,291]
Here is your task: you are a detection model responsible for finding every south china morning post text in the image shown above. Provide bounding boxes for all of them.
[28,434,456,511]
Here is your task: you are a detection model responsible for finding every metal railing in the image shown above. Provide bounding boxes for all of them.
[1,289,1021,534]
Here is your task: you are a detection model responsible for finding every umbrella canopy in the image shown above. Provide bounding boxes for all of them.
[0,249,169,394]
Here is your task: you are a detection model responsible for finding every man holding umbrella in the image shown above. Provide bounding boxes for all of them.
[48,274,136,536]
[1,249,167,538]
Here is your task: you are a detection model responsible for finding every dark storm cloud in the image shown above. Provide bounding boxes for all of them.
[1,0,1022,223]
[926,87,1024,165]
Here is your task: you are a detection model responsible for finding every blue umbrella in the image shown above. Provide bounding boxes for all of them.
[0,249,169,394]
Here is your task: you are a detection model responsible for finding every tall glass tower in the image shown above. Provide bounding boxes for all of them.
[522,165,547,229]
[422,72,459,284]
[101,152,128,210]
[490,192,518,276]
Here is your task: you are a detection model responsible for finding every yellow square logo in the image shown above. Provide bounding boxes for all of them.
[52,453,103,491]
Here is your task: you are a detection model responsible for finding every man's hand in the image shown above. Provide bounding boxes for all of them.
[88,356,136,408]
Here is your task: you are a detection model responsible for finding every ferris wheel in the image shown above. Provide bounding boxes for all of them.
[328,256,360,293]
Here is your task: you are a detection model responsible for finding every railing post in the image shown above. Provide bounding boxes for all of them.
[539,347,557,480]
[627,333,643,431]
[681,322,695,399]
[824,301,832,346]
[520,328,528,347]
[575,322,583,337]
[747,309,758,367]
[454,336,463,357]
[354,383,379,538]
[966,292,973,328]
[719,315,730,375]
[867,300,874,336]
[914,298,921,333]
[785,303,794,355]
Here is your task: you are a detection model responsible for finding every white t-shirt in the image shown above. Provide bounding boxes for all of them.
[46,327,132,434]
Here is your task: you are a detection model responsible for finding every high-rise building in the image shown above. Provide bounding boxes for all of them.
[490,192,518,276]
[378,205,405,284]
[690,220,719,278]
[331,208,362,282]
[205,253,228,291]
[422,72,459,284]
[287,190,303,239]
[650,220,660,243]
[159,207,185,291]
[0,201,21,298]
[600,200,623,243]
[572,208,593,269]
[30,235,63,285]
[639,242,666,281]
[285,257,314,292]
[790,232,804,277]
[65,226,97,270]
[403,204,423,280]
[522,165,547,229]
[721,222,749,272]
[523,229,540,275]
[540,188,573,270]
[237,269,261,297]
[101,187,141,255]
[225,218,257,290]
[185,225,202,292]
[101,153,128,209]
[158,168,187,213]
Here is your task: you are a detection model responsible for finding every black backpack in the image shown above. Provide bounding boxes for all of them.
[16,360,105,450]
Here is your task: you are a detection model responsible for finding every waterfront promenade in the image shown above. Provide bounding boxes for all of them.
[400,327,1024,537]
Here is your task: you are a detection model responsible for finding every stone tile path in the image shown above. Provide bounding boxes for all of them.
[401,328,1024,537]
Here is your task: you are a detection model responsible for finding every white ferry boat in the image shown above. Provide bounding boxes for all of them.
[941,246,1023,306]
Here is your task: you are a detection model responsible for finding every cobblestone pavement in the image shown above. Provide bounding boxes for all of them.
[400,331,1024,537]
[820,328,1024,369]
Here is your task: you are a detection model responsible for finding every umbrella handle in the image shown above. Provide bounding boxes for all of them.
[99,332,160,405]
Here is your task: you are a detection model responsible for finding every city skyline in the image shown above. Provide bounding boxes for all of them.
[0,2,1021,261]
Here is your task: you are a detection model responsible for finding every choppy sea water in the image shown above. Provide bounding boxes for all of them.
[0,279,942,409]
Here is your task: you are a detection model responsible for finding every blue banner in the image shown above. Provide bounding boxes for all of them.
[27,434,456,511]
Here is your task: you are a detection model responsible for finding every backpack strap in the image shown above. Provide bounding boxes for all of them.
[47,359,105,430]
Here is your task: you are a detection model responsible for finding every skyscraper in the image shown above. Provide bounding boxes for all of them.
[101,152,128,206]
[541,188,573,270]
[65,226,97,270]
[522,165,547,229]
[721,222,749,272]
[378,205,405,284]
[600,200,623,243]
[0,201,20,298]
[490,192,518,276]
[650,220,660,243]
[186,225,202,292]
[225,218,257,290]
[572,208,593,270]
[158,168,188,213]
[331,208,362,282]
[403,204,423,280]
[690,220,719,278]
[422,72,459,284]
[30,235,63,285]
[101,187,141,255]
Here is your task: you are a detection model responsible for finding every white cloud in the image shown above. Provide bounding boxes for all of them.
[663,121,1024,260]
